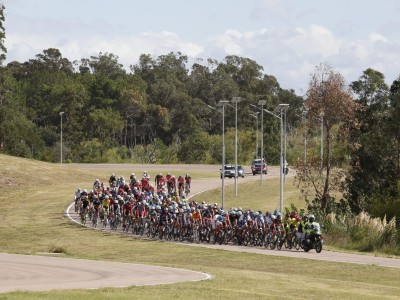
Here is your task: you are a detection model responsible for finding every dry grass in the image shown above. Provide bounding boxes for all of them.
[1,154,400,299]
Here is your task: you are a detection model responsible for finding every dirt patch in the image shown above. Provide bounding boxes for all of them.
[0,176,20,189]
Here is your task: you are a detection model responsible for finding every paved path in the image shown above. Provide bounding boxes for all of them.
[65,165,400,269]
[0,253,211,293]
[4,164,399,294]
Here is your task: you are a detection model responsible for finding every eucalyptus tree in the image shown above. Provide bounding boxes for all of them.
[299,63,358,213]
[390,76,400,177]
[0,4,42,157]
[346,69,398,217]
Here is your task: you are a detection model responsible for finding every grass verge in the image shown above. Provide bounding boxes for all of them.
[1,154,400,299]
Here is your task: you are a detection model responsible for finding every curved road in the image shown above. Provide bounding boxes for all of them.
[2,165,399,294]
[0,253,210,293]
[65,165,400,269]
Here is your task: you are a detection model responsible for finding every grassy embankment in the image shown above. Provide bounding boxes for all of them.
[1,154,400,299]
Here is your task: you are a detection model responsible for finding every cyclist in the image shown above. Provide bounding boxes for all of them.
[122,199,133,229]
[155,173,165,191]
[74,188,81,212]
[191,207,203,225]
[92,195,101,221]
[185,173,191,193]
[109,173,116,185]
[141,176,150,192]
[167,175,176,195]
[101,194,110,215]
[154,172,162,186]
[81,195,90,216]
[93,179,101,191]
[177,175,185,196]
[143,171,150,180]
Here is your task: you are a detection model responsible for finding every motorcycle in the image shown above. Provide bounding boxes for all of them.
[283,161,289,175]
[302,227,323,253]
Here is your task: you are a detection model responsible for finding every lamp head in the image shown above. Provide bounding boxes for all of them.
[258,100,267,106]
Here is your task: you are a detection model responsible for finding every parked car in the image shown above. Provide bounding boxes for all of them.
[251,159,267,175]
[220,165,245,178]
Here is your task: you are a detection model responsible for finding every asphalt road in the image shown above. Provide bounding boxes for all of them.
[2,164,399,294]
[0,253,211,293]
[64,165,400,269]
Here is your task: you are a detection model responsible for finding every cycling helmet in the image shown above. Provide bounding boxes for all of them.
[237,211,243,216]
[217,215,223,221]
[238,207,242,211]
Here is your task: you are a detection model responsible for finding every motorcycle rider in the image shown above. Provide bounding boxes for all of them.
[303,214,321,243]
[283,160,289,175]
[305,215,320,234]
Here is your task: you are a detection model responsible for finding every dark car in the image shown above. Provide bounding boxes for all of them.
[220,165,245,178]
[251,159,267,175]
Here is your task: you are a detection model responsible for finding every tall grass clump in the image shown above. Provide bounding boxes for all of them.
[323,211,400,255]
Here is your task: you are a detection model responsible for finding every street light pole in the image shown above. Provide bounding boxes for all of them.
[59,112,64,164]
[302,109,307,167]
[250,112,259,159]
[320,112,324,175]
[284,108,288,183]
[274,104,289,212]
[208,100,229,210]
[258,100,266,186]
[231,96,241,197]
[219,100,229,209]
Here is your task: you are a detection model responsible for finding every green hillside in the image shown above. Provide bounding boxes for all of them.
[1,154,399,299]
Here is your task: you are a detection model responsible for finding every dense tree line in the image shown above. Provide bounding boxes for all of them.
[0,4,399,220]
[1,48,304,163]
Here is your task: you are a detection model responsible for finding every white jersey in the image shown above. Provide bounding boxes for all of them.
[212,214,221,229]
[264,216,273,225]
[74,191,81,200]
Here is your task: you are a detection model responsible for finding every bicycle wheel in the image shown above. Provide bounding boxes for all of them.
[194,227,200,244]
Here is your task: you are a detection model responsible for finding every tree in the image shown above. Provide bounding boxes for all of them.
[389,76,400,177]
[299,63,359,212]
[87,108,124,158]
[346,69,398,217]
[80,52,126,79]
[0,3,6,65]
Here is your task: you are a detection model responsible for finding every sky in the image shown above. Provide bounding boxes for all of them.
[4,0,400,94]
